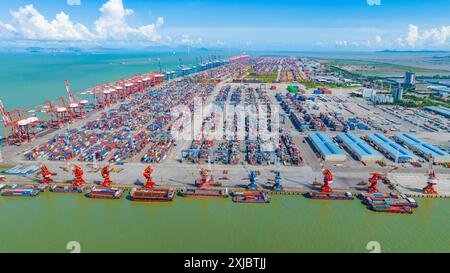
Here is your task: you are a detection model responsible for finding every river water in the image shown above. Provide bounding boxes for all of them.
[0,194,448,253]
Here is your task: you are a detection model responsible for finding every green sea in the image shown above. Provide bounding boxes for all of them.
[0,52,449,253]
[0,194,448,253]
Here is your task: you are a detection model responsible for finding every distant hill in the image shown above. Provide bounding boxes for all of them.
[378,50,450,54]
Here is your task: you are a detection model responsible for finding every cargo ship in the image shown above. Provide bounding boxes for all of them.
[178,188,229,198]
[1,184,41,197]
[86,186,123,199]
[50,184,85,193]
[304,191,354,200]
[369,204,413,214]
[232,191,270,203]
[129,188,176,202]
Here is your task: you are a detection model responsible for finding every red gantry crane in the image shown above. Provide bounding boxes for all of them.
[65,80,88,119]
[1,100,43,145]
[143,165,156,188]
[368,173,383,193]
[37,163,57,184]
[321,169,334,192]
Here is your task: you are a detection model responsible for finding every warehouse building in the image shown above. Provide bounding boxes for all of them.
[395,134,450,163]
[365,133,417,163]
[424,106,450,118]
[308,132,346,162]
[336,133,384,162]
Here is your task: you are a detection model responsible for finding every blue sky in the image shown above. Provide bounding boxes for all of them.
[0,0,449,50]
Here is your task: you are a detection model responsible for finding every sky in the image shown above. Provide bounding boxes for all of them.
[0,0,449,51]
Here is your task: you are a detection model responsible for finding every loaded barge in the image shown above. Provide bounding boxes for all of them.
[304,191,354,200]
[50,184,85,193]
[179,188,229,198]
[86,187,123,199]
[369,204,413,214]
[129,188,176,202]
[232,191,270,203]
[1,184,42,197]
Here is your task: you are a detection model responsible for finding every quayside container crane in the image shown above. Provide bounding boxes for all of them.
[0,100,43,145]
[65,80,88,119]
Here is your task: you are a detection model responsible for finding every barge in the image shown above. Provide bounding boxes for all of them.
[232,191,270,203]
[129,188,176,202]
[178,188,229,198]
[86,186,123,199]
[369,204,413,214]
[1,184,41,197]
[50,184,85,193]
[363,197,418,208]
[358,192,399,201]
[304,191,354,200]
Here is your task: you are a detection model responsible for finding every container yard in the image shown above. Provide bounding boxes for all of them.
[1,56,449,200]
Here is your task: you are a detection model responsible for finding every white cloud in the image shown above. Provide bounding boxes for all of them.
[10,4,94,40]
[67,0,81,6]
[406,24,419,47]
[335,40,348,46]
[180,34,202,45]
[375,35,382,44]
[401,24,450,48]
[366,0,381,6]
[94,0,164,41]
[0,0,165,43]
[0,21,16,38]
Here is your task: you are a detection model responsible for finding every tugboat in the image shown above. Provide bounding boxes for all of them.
[129,166,176,202]
[305,191,354,200]
[1,184,41,197]
[86,165,123,199]
[232,191,270,203]
[179,168,228,198]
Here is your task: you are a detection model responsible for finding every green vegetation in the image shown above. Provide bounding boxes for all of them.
[300,81,356,89]
[327,59,443,73]
[380,95,450,108]
[244,71,278,83]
